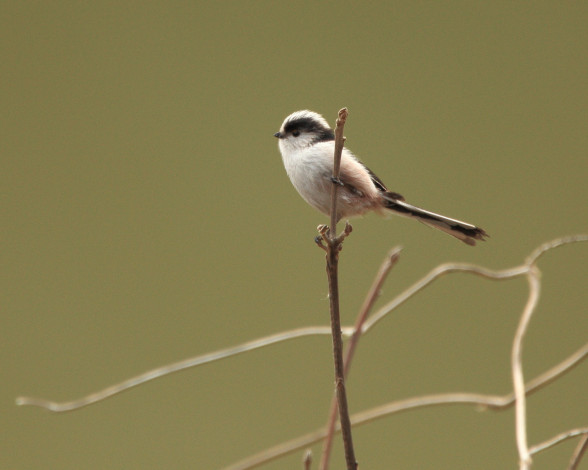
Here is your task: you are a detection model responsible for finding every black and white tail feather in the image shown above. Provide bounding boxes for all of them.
[382,192,488,246]
[366,161,487,246]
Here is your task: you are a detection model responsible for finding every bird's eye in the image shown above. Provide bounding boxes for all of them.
[292,131,300,137]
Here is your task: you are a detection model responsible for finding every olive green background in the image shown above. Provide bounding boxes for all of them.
[3,2,587,469]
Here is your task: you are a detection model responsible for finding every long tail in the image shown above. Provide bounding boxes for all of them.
[383,193,489,246]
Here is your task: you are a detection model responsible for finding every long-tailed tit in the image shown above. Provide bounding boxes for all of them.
[274,110,488,246]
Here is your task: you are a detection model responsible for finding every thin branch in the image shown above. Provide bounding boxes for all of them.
[16,235,587,469]
[363,234,588,335]
[16,236,586,414]
[320,247,402,470]
[521,342,588,396]
[18,307,585,417]
[223,233,587,470]
[529,428,588,456]
[322,107,357,470]
[568,433,588,470]
[512,269,540,469]
[303,449,312,470]
[328,108,347,235]
[362,263,529,334]
[346,247,402,376]
[16,327,339,412]
[525,234,588,266]
[221,342,588,470]
[510,234,588,469]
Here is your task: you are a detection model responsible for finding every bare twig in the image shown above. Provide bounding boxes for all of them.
[510,234,588,469]
[525,234,588,265]
[221,342,588,470]
[363,234,588,335]
[512,267,540,469]
[16,326,341,412]
[320,247,402,470]
[17,236,586,414]
[329,108,347,234]
[303,449,312,470]
[568,433,588,470]
[362,263,528,334]
[322,107,357,470]
[223,235,587,470]
[16,235,587,469]
[529,428,588,456]
[345,247,402,376]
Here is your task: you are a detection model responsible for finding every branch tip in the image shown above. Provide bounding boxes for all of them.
[303,449,312,470]
[336,107,349,126]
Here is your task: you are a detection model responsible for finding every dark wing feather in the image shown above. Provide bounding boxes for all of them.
[361,162,405,201]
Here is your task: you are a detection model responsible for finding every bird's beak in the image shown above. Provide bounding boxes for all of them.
[274,132,282,138]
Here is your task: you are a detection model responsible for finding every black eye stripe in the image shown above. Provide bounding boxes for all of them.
[284,117,335,142]
[284,117,323,134]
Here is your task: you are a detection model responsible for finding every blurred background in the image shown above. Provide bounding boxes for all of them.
[3,2,587,469]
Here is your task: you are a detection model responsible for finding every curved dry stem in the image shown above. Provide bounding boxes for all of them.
[568,434,588,470]
[363,234,588,335]
[511,233,588,469]
[362,263,529,334]
[222,342,588,470]
[226,235,587,470]
[512,269,540,469]
[17,236,585,413]
[16,235,587,469]
[529,428,588,456]
[15,327,338,412]
[525,234,588,266]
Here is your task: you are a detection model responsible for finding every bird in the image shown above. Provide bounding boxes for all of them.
[274,110,488,246]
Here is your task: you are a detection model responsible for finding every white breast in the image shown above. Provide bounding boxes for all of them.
[279,141,381,219]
